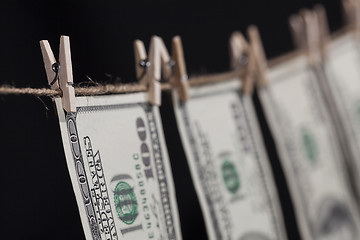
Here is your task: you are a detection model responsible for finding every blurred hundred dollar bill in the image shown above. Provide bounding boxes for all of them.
[55,93,182,240]
[259,54,360,240]
[173,79,287,240]
[320,32,360,198]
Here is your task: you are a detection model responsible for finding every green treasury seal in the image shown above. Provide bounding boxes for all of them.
[114,181,138,225]
[222,160,240,194]
[301,127,318,164]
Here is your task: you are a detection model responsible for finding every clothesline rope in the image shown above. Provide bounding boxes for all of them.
[0,69,245,97]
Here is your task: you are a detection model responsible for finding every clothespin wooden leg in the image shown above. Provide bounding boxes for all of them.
[160,42,172,81]
[342,0,354,25]
[171,36,189,102]
[134,40,148,84]
[40,40,59,90]
[289,13,307,50]
[314,5,329,41]
[342,0,360,30]
[147,35,174,106]
[229,32,248,71]
[148,36,163,106]
[301,9,322,66]
[314,5,330,60]
[59,36,76,112]
[229,31,254,94]
[247,25,268,88]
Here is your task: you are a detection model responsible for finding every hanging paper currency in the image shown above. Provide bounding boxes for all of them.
[321,32,360,197]
[55,93,182,240]
[259,54,360,239]
[173,79,287,240]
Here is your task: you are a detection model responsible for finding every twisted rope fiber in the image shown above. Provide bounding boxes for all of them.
[0,70,244,97]
[0,86,60,96]
[0,83,151,97]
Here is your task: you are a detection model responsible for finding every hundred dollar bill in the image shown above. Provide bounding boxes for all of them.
[320,33,360,196]
[173,79,287,240]
[55,93,182,240]
[259,54,360,239]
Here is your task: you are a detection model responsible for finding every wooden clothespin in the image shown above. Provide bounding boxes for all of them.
[247,25,268,88]
[314,5,330,60]
[229,31,255,94]
[40,36,76,113]
[171,36,189,102]
[342,0,360,30]
[147,36,172,106]
[290,6,329,65]
[134,40,149,85]
[301,9,323,66]
[289,13,307,49]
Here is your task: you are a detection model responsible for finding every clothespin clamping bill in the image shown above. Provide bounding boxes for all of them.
[342,0,360,30]
[314,5,330,60]
[229,31,255,94]
[289,12,307,50]
[289,6,329,66]
[247,25,269,88]
[171,36,189,102]
[135,36,189,104]
[303,6,329,65]
[40,36,76,113]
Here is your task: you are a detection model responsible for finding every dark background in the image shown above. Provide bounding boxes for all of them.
[0,0,344,239]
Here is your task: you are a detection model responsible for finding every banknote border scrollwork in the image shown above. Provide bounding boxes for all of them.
[238,95,281,240]
[180,103,223,239]
[66,112,102,240]
[140,103,178,240]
